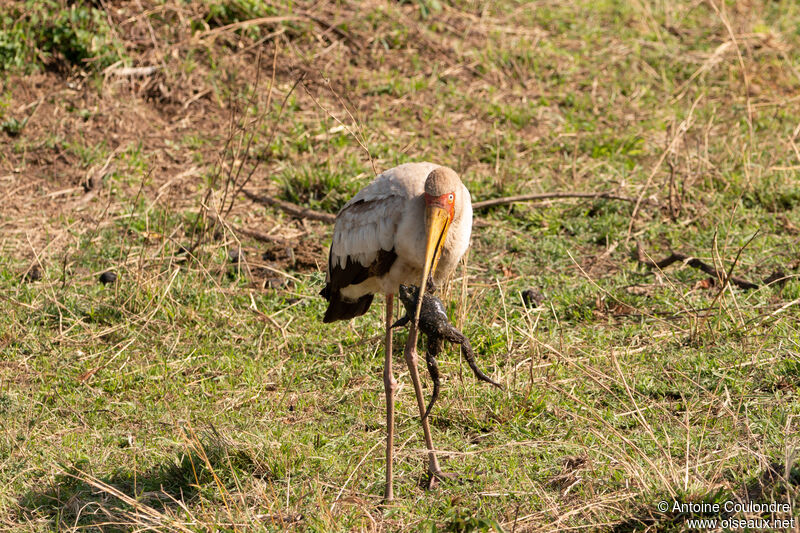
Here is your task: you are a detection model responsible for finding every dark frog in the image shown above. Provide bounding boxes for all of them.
[393,284,502,420]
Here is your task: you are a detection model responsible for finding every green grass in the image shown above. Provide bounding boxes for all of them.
[0,1,125,72]
[1,0,800,531]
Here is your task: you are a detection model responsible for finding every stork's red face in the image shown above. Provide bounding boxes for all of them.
[413,167,462,324]
[424,191,456,220]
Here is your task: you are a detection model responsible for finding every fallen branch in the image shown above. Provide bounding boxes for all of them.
[195,12,359,50]
[107,65,160,77]
[243,189,337,224]
[634,242,759,290]
[207,211,290,244]
[243,190,652,224]
[472,191,655,210]
[196,16,304,40]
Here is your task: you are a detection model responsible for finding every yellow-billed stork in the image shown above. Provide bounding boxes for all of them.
[320,162,472,500]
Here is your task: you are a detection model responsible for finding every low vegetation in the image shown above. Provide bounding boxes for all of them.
[1,0,799,530]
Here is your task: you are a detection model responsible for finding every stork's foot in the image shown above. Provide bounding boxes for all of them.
[424,469,459,490]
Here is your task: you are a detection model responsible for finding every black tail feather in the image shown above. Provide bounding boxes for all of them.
[322,287,373,323]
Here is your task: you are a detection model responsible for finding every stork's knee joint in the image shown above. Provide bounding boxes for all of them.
[404,350,418,368]
[383,369,398,394]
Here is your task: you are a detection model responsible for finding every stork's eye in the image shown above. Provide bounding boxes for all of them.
[448,193,454,203]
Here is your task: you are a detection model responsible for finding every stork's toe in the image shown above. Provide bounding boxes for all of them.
[424,469,460,490]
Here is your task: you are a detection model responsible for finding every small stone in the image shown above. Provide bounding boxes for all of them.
[23,265,42,282]
[264,277,289,290]
[693,277,715,290]
[99,271,117,284]
[228,247,242,263]
[764,269,787,287]
[521,288,544,307]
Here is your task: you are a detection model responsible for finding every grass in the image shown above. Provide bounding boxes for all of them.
[0,1,125,72]
[1,0,800,531]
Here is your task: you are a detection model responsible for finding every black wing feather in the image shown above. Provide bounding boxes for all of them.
[321,249,397,322]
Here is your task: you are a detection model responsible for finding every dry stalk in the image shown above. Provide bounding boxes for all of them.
[625,93,702,240]
[472,191,653,210]
[298,79,376,176]
[693,231,759,339]
[224,49,306,214]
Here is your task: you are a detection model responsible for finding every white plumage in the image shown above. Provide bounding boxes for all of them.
[327,162,472,301]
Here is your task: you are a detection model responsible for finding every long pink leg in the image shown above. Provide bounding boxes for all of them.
[383,294,397,501]
[403,322,443,477]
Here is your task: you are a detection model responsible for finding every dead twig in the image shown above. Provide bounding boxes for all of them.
[472,191,654,210]
[224,69,305,215]
[625,94,702,240]
[243,189,653,226]
[206,211,291,244]
[195,16,303,41]
[634,242,759,290]
[693,231,759,338]
[299,79,376,175]
[243,189,336,223]
[105,65,160,77]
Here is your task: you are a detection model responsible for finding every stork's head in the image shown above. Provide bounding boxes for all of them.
[415,167,462,322]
